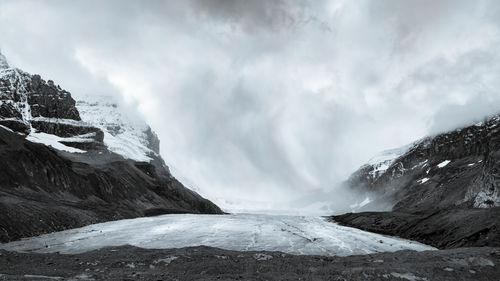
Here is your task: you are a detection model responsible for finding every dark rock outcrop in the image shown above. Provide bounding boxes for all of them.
[0,119,30,134]
[145,126,160,154]
[28,75,81,120]
[0,102,21,119]
[30,119,104,140]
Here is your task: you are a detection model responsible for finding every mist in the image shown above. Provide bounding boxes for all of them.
[1,0,500,213]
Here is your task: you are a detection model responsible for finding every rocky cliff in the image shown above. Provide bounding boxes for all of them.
[348,116,500,212]
[333,115,500,248]
[0,51,223,242]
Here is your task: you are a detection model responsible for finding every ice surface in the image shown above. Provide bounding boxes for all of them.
[0,214,436,256]
[437,160,451,168]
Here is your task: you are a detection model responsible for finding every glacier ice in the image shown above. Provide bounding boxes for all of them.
[0,214,436,256]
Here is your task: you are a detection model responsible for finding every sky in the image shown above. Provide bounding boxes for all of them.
[1,0,500,213]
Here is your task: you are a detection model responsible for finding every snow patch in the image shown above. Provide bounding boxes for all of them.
[102,130,152,162]
[26,132,86,153]
[418,178,429,184]
[437,160,451,168]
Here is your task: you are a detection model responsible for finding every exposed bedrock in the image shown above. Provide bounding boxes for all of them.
[28,74,81,120]
[30,119,104,141]
[0,126,223,242]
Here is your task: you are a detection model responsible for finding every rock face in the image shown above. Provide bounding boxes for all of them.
[28,75,81,120]
[0,51,223,242]
[348,116,500,212]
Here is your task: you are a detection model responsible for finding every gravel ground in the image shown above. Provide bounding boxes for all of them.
[0,245,498,281]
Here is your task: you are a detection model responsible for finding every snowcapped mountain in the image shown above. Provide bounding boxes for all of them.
[0,51,222,242]
[348,115,500,211]
[333,115,500,249]
[76,96,160,162]
[0,54,158,162]
[361,143,415,182]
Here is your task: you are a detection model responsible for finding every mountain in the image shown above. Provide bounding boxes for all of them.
[0,51,223,242]
[348,116,500,211]
[332,115,500,248]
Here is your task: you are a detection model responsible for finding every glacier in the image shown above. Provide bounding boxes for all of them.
[0,214,435,256]
[76,95,158,162]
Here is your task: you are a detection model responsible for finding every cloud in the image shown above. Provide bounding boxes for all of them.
[1,0,500,213]
[188,0,306,32]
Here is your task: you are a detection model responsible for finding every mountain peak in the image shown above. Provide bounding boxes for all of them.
[0,49,9,69]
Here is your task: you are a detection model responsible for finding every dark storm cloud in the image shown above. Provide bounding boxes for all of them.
[188,0,309,32]
[1,0,500,213]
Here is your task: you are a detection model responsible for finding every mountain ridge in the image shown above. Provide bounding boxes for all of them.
[332,113,500,248]
[0,51,223,242]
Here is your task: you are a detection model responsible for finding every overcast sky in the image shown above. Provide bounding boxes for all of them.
[1,0,500,212]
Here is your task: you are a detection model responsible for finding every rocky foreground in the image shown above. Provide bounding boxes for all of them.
[0,245,499,281]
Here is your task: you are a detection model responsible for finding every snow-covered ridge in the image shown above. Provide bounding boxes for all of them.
[1,51,159,162]
[364,143,413,179]
[76,95,159,162]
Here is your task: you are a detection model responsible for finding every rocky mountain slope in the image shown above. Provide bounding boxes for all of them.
[347,117,500,211]
[0,52,222,242]
[332,115,500,248]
